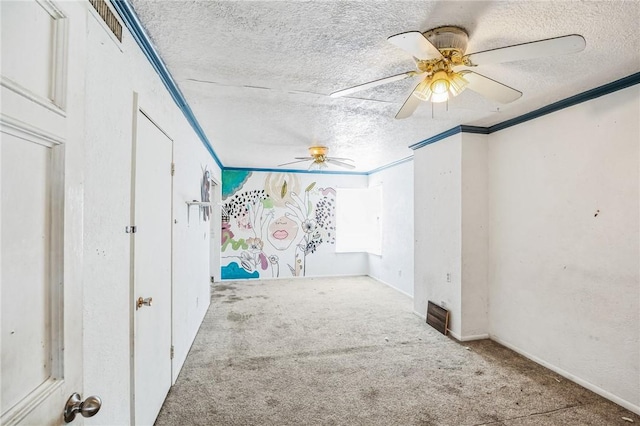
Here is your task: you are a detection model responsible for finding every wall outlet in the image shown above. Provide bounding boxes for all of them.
[446,272,451,283]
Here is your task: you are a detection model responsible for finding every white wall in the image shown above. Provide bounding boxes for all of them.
[82,12,132,422]
[368,160,414,297]
[461,134,489,339]
[171,143,218,382]
[413,133,490,340]
[413,135,462,334]
[488,86,639,413]
[82,4,218,424]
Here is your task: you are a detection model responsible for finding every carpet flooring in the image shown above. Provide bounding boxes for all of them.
[155,276,638,425]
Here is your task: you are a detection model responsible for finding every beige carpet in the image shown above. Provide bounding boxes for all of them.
[155,276,638,425]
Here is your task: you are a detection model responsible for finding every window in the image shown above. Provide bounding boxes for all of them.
[335,187,382,255]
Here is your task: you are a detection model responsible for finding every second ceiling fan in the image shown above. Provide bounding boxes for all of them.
[278,145,355,170]
[330,26,586,119]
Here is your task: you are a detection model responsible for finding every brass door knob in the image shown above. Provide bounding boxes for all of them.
[136,296,153,310]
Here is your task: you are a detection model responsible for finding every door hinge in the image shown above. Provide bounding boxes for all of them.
[171,162,175,176]
[170,345,174,359]
[125,226,137,233]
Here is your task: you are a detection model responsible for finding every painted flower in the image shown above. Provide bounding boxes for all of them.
[237,215,252,230]
[301,218,317,234]
[268,255,279,264]
[240,251,256,272]
[246,237,264,253]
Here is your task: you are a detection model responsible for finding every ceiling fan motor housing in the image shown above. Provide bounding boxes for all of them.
[423,26,469,58]
[309,145,328,159]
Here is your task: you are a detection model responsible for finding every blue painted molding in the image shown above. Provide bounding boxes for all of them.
[224,166,368,176]
[110,0,223,169]
[409,126,466,150]
[488,71,640,133]
[460,125,490,134]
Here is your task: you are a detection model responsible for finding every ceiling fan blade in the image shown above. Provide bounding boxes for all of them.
[277,159,312,167]
[294,157,314,160]
[326,158,356,169]
[395,84,423,119]
[464,34,585,66]
[387,31,443,60]
[327,156,354,162]
[462,71,522,104]
[330,71,418,98]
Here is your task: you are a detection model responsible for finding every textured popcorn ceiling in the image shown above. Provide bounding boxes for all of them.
[129,1,640,172]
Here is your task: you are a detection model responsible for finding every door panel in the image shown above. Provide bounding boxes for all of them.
[133,110,173,425]
[1,135,54,412]
[1,0,68,113]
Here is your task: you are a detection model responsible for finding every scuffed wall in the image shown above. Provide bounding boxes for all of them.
[221,170,368,279]
[488,85,639,412]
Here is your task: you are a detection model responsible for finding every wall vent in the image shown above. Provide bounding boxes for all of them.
[89,0,122,42]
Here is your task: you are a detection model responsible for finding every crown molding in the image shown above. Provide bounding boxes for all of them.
[223,166,367,176]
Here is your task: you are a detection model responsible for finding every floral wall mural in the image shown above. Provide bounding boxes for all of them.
[221,171,339,280]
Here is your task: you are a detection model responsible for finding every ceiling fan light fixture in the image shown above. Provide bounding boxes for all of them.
[430,71,450,95]
[431,91,449,103]
[448,71,469,97]
[412,77,433,101]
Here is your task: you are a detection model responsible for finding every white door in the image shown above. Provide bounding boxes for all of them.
[1,1,86,425]
[132,108,173,425]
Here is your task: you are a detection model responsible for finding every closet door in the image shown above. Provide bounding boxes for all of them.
[131,108,173,425]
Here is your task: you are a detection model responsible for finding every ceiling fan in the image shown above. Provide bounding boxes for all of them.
[330,26,586,119]
[278,145,355,170]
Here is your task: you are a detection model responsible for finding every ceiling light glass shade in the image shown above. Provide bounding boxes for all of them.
[430,71,450,94]
[412,78,433,101]
[431,91,449,103]
[308,161,327,171]
[413,70,468,103]
[448,72,469,97]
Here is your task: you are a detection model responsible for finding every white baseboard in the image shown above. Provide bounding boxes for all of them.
[490,335,640,416]
[447,331,490,342]
[447,329,461,340]
[368,275,414,299]
[413,311,483,342]
[458,333,490,342]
